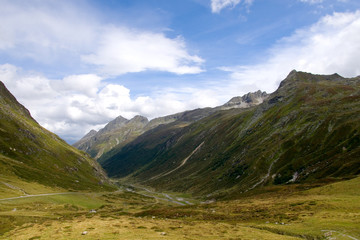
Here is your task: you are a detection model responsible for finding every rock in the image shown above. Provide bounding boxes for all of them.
[160,232,167,236]
[81,231,88,235]
[221,90,268,110]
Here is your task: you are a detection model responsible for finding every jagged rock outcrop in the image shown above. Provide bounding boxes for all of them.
[220,90,268,110]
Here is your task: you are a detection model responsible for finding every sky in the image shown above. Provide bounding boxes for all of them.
[1,0,360,143]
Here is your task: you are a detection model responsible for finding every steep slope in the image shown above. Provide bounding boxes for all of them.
[75,91,268,160]
[0,81,114,192]
[101,71,360,196]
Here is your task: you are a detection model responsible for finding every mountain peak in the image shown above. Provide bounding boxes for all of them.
[129,115,149,124]
[279,70,346,90]
[99,115,128,134]
[74,115,150,159]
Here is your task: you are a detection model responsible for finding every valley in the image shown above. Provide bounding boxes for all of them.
[1,70,360,239]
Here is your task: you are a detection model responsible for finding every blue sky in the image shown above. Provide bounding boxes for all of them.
[1,0,360,143]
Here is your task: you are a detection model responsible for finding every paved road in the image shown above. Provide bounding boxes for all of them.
[0,192,76,201]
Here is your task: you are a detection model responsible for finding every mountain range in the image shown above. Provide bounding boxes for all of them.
[76,70,360,197]
[73,90,268,161]
[2,69,359,200]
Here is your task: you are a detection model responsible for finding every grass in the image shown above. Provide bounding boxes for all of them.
[136,177,360,239]
[4,215,302,240]
[0,176,359,239]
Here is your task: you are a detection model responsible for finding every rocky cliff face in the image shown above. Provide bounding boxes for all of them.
[0,81,114,191]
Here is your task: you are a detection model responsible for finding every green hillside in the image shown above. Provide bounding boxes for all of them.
[0,81,115,194]
[101,70,360,196]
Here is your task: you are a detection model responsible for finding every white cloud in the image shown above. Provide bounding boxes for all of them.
[219,11,360,93]
[0,0,203,75]
[211,0,254,13]
[0,64,215,143]
[51,74,103,97]
[82,27,204,75]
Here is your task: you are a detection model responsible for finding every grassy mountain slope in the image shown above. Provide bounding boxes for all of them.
[0,81,115,194]
[101,71,360,196]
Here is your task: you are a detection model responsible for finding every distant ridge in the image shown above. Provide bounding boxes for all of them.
[74,91,268,159]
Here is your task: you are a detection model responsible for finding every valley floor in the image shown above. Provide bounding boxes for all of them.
[0,177,360,239]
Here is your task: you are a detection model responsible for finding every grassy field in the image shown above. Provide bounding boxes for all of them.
[1,177,359,239]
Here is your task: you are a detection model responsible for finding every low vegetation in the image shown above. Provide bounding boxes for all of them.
[1,176,359,239]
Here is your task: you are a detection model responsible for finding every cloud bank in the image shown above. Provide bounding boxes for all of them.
[0,64,218,143]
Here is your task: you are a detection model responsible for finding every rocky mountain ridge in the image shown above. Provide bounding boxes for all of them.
[74,91,268,159]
